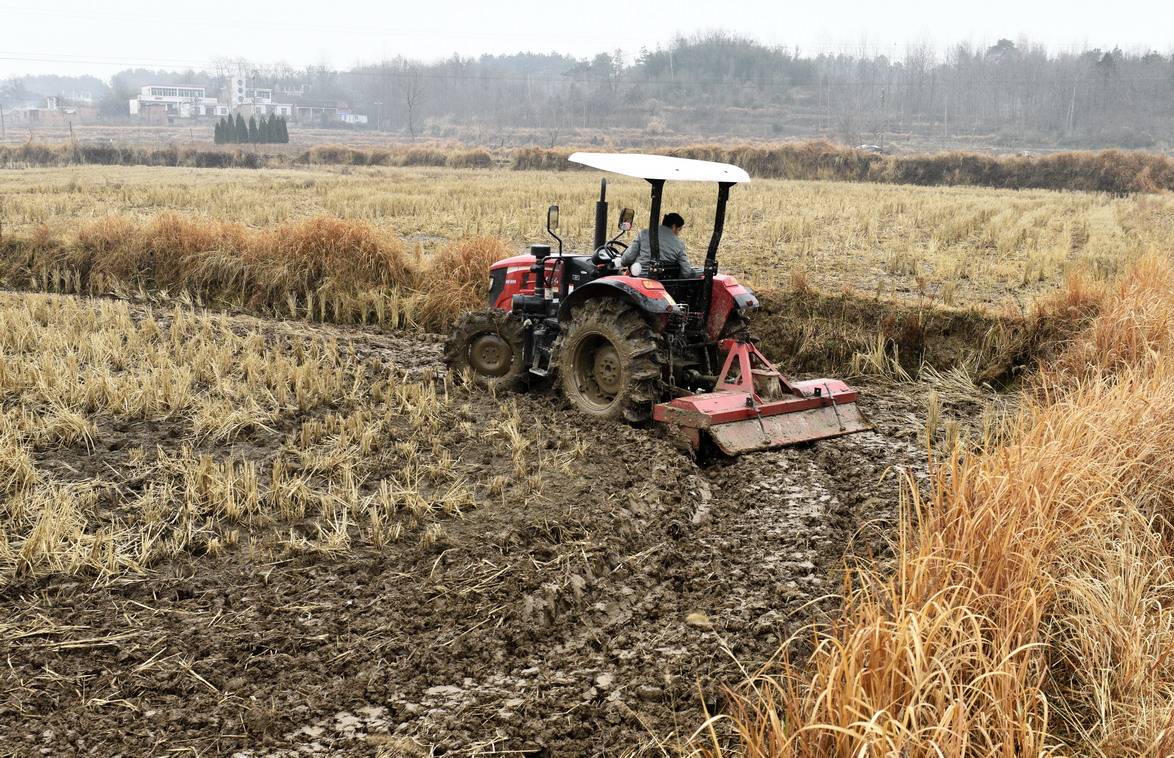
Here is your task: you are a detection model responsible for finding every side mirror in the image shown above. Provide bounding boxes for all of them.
[547,205,559,231]
[618,207,634,232]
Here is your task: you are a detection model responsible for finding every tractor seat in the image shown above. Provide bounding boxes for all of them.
[659,277,707,310]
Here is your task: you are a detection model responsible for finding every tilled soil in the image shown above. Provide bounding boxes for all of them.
[0,314,989,757]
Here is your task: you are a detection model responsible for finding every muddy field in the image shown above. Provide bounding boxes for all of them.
[0,297,998,756]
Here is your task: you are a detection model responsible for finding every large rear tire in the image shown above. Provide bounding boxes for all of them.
[444,309,527,391]
[556,299,662,422]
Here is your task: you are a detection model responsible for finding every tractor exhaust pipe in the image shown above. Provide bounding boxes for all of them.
[530,243,551,301]
[593,179,608,252]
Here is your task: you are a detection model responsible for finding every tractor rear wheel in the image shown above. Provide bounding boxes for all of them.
[556,299,662,422]
[444,309,527,391]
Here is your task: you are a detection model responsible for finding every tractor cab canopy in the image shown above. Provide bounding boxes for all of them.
[567,152,751,184]
[567,152,748,280]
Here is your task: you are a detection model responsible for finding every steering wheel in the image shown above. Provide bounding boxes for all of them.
[591,244,627,273]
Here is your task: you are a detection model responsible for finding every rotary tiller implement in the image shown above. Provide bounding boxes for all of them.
[654,339,870,455]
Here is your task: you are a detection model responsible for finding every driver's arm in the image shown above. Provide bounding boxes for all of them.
[620,233,643,269]
[676,244,700,278]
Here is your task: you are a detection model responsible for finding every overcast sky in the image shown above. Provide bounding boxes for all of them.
[1,0,1170,79]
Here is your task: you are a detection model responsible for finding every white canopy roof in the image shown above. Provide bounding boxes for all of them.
[568,152,750,183]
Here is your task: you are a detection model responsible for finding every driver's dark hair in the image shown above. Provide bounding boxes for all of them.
[663,212,685,229]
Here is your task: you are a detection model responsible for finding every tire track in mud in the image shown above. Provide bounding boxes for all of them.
[249,400,933,755]
[1,311,971,757]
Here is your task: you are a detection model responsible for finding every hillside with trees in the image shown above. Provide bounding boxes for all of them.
[342,35,1174,149]
[2,34,1172,150]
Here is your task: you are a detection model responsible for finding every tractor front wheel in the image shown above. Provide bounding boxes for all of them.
[556,299,661,422]
[444,309,527,391]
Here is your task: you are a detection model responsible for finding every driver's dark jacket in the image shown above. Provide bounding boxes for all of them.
[620,225,698,278]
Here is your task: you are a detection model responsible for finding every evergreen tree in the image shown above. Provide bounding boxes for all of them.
[235,113,248,143]
[248,115,259,143]
[214,119,223,144]
[261,114,274,143]
[278,116,289,143]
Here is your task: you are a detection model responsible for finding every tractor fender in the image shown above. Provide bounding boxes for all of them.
[713,274,759,311]
[705,274,760,339]
[558,277,678,322]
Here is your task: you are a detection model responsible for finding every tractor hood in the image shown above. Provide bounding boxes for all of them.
[490,254,536,271]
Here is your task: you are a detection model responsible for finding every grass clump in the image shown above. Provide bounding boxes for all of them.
[1,213,513,333]
[5,214,424,326]
[699,256,1174,756]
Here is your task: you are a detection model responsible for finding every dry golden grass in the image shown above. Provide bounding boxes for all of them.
[0,292,585,587]
[519,142,1174,194]
[699,256,1174,756]
[6,141,1173,194]
[1,165,1169,310]
[0,187,523,332]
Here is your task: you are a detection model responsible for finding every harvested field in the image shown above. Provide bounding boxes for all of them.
[1,164,1169,310]
[0,289,1004,755]
[0,151,1166,756]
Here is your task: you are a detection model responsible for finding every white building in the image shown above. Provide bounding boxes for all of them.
[128,75,357,124]
[226,75,292,117]
[129,85,225,118]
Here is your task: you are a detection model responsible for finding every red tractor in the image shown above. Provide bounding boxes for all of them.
[444,153,868,455]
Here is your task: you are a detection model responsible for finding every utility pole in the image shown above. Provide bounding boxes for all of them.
[824,76,830,133]
[943,89,949,140]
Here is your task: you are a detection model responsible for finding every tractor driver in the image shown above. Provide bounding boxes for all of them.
[620,212,699,279]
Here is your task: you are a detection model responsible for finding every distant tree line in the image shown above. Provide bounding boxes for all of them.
[214,114,289,144]
[343,35,1174,148]
[7,35,1174,148]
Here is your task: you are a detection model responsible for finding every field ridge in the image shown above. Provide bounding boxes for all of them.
[3,140,1173,194]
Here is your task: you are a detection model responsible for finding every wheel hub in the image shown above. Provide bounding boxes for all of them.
[592,345,621,395]
[573,334,624,408]
[468,333,512,377]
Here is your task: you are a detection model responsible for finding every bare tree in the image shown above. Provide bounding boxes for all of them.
[402,64,423,140]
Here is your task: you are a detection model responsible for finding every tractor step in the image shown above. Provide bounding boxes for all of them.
[528,342,554,378]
